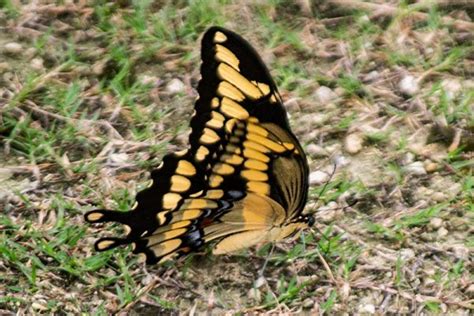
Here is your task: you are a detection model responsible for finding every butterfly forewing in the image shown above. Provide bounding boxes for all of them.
[84,27,310,264]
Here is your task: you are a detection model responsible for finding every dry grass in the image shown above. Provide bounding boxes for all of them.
[0,1,473,314]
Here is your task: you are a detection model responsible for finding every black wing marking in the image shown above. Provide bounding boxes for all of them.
[84,27,309,264]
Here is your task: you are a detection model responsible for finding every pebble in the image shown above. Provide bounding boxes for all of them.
[441,78,462,100]
[344,133,364,154]
[166,78,185,94]
[431,192,446,202]
[314,85,338,104]
[306,144,328,157]
[30,58,44,71]
[400,248,415,261]
[424,161,438,173]
[402,152,415,165]
[0,62,9,73]
[140,75,159,86]
[309,170,329,185]
[109,153,128,164]
[437,227,448,239]
[399,75,419,96]
[403,161,426,175]
[359,303,376,314]
[247,288,261,301]
[4,42,23,54]
[334,154,349,167]
[452,245,469,259]
[429,217,443,229]
[303,298,314,309]
[363,70,380,82]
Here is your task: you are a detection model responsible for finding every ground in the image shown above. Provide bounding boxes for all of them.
[0,1,473,314]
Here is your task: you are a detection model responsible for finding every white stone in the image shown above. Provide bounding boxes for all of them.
[429,217,443,229]
[437,227,448,238]
[399,75,419,96]
[166,78,185,94]
[359,303,376,314]
[431,192,446,202]
[4,42,23,54]
[306,144,328,157]
[30,58,44,70]
[403,161,426,175]
[314,85,337,104]
[400,248,415,260]
[441,78,462,100]
[109,153,128,164]
[344,133,364,154]
[309,170,329,185]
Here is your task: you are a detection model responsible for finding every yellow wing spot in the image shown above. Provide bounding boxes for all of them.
[200,127,220,144]
[217,81,245,102]
[162,193,182,210]
[283,142,295,151]
[195,145,210,161]
[158,252,178,264]
[246,133,286,153]
[123,224,131,235]
[131,201,139,210]
[189,190,203,198]
[270,94,278,103]
[97,240,115,250]
[241,170,268,182]
[247,123,268,137]
[217,63,263,100]
[145,180,153,188]
[205,189,224,199]
[211,97,220,109]
[175,149,188,157]
[248,116,259,123]
[170,175,191,192]
[206,111,225,129]
[182,198,218,209]
[214,31,227,43]
[252,81,271,95]
[157,161,164,169]
[150,239,182,257]
[220,97,249,120]
[209,174,224,188]
[244,159,268,171]
[243,148,269,162]
[243,140,270,153]
[225,118,238,133]
[215,44,240,70]
[176,160,196,176]
[147,228,187,246]
[153,220,193,235]
[156,211,168,225]
[213,162,235,175]
[169,209,203,223]
[86,212,104,222]
[247,181,270,195]
[221,153,244,165]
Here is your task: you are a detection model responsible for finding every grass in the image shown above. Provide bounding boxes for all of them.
[1,0,473,314]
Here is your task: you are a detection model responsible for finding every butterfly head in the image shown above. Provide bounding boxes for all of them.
[304,214,315,227]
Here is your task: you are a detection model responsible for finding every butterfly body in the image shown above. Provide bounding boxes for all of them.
[85,27,313,264]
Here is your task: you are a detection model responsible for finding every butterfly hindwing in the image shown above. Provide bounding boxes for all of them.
[85,27,311,264]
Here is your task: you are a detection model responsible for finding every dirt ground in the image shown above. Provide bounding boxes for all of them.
[0,1,473,314]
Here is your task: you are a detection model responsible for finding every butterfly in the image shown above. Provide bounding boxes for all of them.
[84,26,314,264]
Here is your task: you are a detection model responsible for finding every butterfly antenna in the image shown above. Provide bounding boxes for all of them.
[258,243,276,278]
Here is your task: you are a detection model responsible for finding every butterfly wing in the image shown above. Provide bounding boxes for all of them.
[85,27,310,264]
